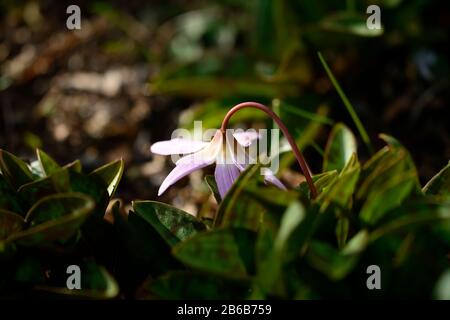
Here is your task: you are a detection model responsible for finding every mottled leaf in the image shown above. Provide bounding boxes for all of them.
[133,201,206,247]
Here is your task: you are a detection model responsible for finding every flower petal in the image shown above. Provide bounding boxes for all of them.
[214,162,241,199]
[158,160,212,196]
[150,138,208,155]
[225,132,254,171]
[232,130,260,147]
[262,168,287,190]
[176,130,223,166]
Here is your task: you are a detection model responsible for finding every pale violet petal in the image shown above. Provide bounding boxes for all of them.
[214,163,241,199]
[176,130,223,166]
[158,160,212,196]
[150,138,208,156]
[225,131,254,171]
[232,131,260,147]
[262,168,287,190]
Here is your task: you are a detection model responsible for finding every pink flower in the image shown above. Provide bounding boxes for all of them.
[151,130,285,198]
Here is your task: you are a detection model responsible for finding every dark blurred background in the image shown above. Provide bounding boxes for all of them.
[0,0,448,215]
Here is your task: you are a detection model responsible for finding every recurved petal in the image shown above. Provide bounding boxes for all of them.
[214,162,241,199]
[150,138,208,155]
[262,168,287,190]
[158,160,212,196]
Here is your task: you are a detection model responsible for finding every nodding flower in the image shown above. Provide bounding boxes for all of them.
[151,129,285,198]
[151,102,317,199]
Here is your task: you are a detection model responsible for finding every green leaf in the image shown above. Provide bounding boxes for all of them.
[360,172,416,225]
[36,149,61,177]
[370,198,450,241]
[173,228,256,280]
[7,193,95,246]
[133,201,206,247]
[256,202,305,296]
[434,269,450,300]
[0,149,34,189]
[306,241,359,281]
[215,164,263,229]
[205,175,222,203]
[320,12,383,37]
[89,159,124,197]
[323,123,357,172]
[313,170,338,195]
[0,209,24,240]
[318,153,360,211]
[423,161,450,196]
[336,217,350,249]
[18,167,71,205]
[358,137,418,225]
[34,262,119,299]
[0,175,24,214]
[150,271,248,300]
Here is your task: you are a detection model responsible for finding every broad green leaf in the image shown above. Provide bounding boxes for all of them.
[245,185,299,207]
[370,198,450,241]
[357,145,415,201]
[133,201,206,247]
[423,161,450,196]
[323,123,357,172]
[379,134,421,189]
[8,193,95,246]
[314,170,338,194]
[68,170,109,214]
[274,202,305,255]
[0,149,34,189]
[18,168,70,205]
[360,173,416,225]
[0,209,24,240]
[256,202,304,296]
[318,153,360,211]
[36,149,61,176]
[0,175,24,214]
[205,175,221,203]
[150,271,248,300]
[173,228,256,280]
[306,241,358,281]
[89,159,124,197]
[34,262,119,299]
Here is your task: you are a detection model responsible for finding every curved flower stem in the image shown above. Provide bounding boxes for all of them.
[220,102,318,199]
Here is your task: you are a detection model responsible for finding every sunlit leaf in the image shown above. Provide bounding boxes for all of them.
[423,161,450,196]
[89,159,124,197]
[0,149,34,189]
[173,228,256,280]
[323,123,357,172]
[8,193,95,246]
[133,201,206,247]
[36,149,61,177]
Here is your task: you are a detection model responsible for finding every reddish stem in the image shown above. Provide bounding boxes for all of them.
[220,102,318,199]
